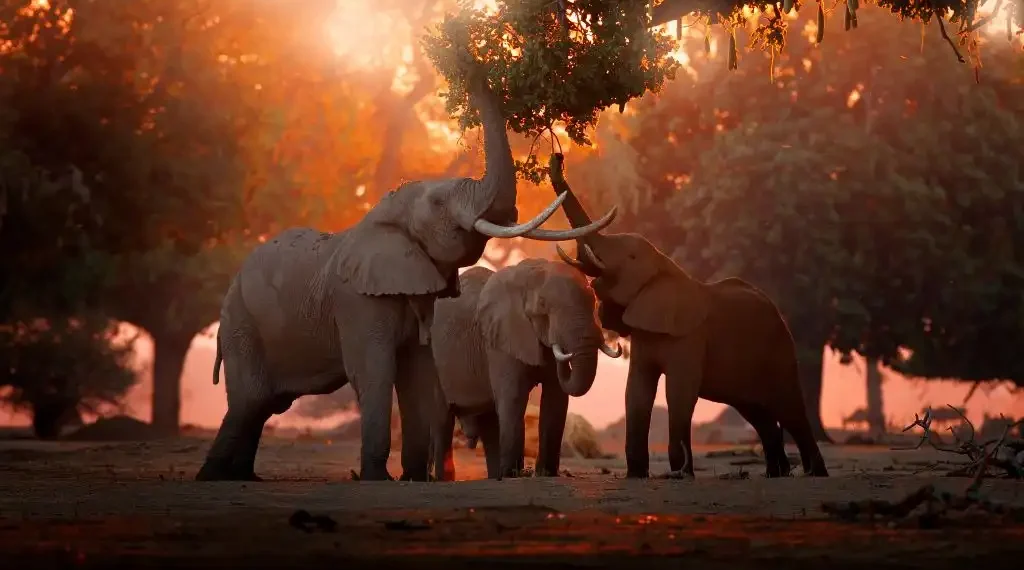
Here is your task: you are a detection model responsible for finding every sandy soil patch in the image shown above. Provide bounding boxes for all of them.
[1,437,1022,568]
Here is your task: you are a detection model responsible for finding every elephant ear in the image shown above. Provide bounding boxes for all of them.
[477,271,544,366]
[327,226,448,296]
[623,275,708,337]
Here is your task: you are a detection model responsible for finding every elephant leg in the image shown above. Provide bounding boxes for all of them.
[395,344,435,482]
[477,411,502,479]
[772,361,829,477]
[624,358,663,478]
[777,400,830,477]
[488,351,531,478]
[732,403,789,478]
[663,335,705,477]
[197,404,274,481]
[430,405,456,482]
[347,346,398,482]
[535,378,569,477]
[197,326,275,482]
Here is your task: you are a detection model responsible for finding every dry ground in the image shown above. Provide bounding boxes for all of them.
[1,436,1023,569]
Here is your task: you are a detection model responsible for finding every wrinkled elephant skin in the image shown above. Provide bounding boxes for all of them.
[194,73,615,483]
[547,153,829,480]
[429,260,619,480]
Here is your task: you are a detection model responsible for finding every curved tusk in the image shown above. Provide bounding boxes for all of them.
[551,344,574,362]
[555,244,587,270]
[518,206,618,241]
[472,192,567,238]
[600,342,623,358]
[580,244,606,270]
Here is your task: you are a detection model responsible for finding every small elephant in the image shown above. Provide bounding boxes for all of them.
[194,70,616,483]
[429,260,622,480]
[548,154,828,479]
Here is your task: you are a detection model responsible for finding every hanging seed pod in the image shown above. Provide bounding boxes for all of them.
[728,29,738,70]
[677,17,684,40]
[769,47,776,83]
[844,8,852,31]
[1008,11,1014,42]
[705,34,711,54]
[783,0,794,14]
[816,2,825,43]
[848,0,859,29]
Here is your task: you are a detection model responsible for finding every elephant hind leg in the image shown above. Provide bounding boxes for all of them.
[197,404,275,481]
[197,326,275,482]
[732,403,789,478]
[774,367,829,477]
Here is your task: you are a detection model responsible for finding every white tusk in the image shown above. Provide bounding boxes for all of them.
[552,344,574,362]
[581,244,606,270]
[555,244,587,270]
[472,192,567,238]
[600,342,623,358]
[519,206,618,241]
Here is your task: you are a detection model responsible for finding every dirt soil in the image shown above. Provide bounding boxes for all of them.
[1,437,1022,569]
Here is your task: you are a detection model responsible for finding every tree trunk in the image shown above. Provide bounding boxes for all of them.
[150,331,194,436]
[32,398,75,440]
[794,342,833,443]
[865,357,885,438]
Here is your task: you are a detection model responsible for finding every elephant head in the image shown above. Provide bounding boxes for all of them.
[548,154,709,338]
[476,259,622,397]
[309,76,617,304]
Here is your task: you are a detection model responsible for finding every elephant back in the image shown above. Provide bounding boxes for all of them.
[431,266,494,409]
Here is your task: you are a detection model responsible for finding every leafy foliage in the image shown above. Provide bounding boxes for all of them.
[572,5,1024,390]
[0,317,139,438]
[650,0,1022,67]
[424,0,680,181]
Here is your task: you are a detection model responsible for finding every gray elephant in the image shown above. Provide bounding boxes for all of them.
[194,70,615,483]
[547,153,828,480]
[429,260,621,480]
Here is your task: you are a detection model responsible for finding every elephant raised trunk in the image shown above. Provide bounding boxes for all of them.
[547,153,608,274]
[453,77,618,242]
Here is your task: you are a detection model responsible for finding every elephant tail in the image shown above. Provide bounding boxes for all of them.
[212,330,223,385]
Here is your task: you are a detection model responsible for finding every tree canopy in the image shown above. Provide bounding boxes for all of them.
[562,5,1023,438]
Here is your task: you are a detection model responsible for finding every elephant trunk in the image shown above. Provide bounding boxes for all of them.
[463,74,517,226]
[556,350,599,398]
[547,153,606,275]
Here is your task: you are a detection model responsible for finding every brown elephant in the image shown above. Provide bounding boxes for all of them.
[547,154,828,479]
[192,67,616,483]
[429,260,621,480]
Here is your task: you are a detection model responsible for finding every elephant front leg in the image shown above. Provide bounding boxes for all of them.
[624,358,662,479]
[488,351,531,478]
[395,344,438,481]
[349,345,398,482]
[663,335,706,478]
[535,378,569,477]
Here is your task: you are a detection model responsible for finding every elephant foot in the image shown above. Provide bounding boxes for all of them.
[398,471,430,482]
[195,458,262,482]
[807,464,830,477]
[358,468,395,482]
[663,469,694,480]
[625,469,650,479]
